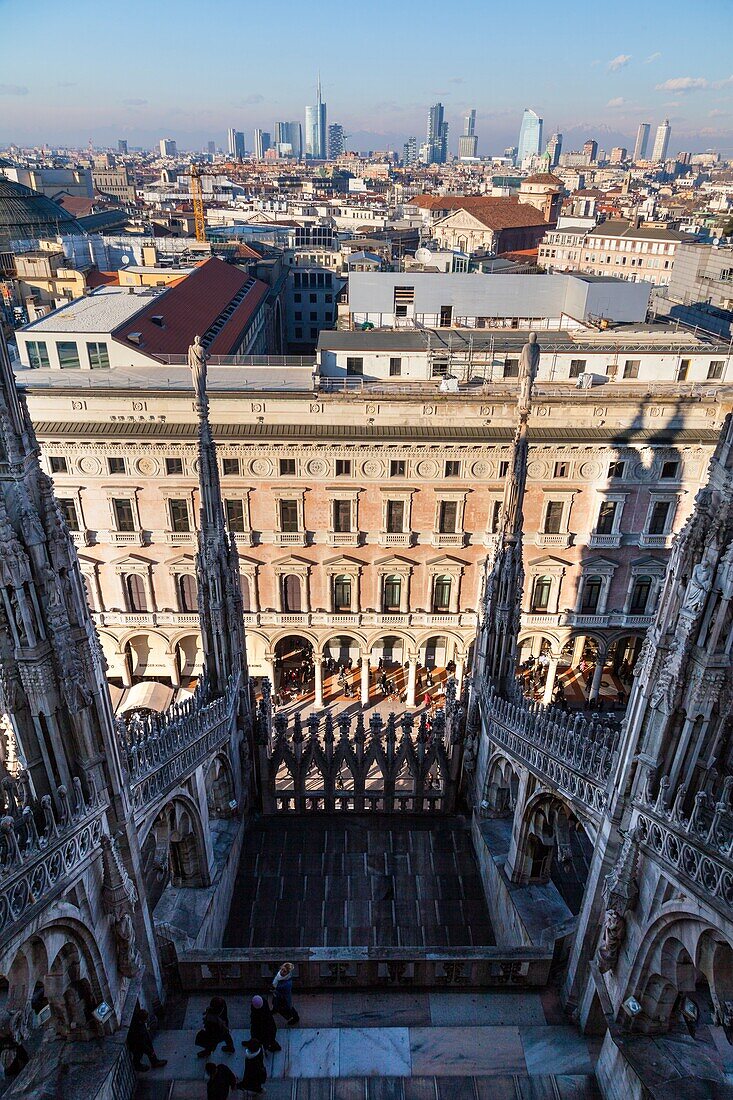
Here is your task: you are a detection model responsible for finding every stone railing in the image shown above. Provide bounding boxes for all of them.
[479,684,620,818]
[633,775,733,919]
[0,774,107,937]
[118,672,240,813]
[177,945,553,991]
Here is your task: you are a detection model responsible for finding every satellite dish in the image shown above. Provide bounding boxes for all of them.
[712,238,720,247]
[415,247,432,264]
[121,255,130,265]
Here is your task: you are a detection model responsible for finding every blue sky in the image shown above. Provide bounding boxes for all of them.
[1,0,732,153]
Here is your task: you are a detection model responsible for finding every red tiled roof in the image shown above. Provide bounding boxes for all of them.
[55,194,98,217]
[111,256,269,359]
[522,172,563,186]
[86,269,119,288]
[410,194,547,229]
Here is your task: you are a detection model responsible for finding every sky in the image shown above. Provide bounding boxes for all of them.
[1,0,733,155]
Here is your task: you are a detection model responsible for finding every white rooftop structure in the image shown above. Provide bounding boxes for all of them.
[23,286,162,333]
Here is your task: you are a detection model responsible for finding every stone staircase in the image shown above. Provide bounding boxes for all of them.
[134,989,601,1100]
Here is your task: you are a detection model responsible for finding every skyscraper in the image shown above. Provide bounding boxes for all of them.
[652,119,671,162]
[305,76,327,159]
[633,122,650,162]
[159,137,177,157]
[517,109,543,163]
[458,110,478,160]
[275,121,302,159]
[328,124,345,160]
[583,139,598,161]
[403,136,418,166]
[546,132,562,167]
[426,103,448,164]
[227,128,245,160]
[253,130,271,159]
[207,140,217,156]
[117,139,128,155]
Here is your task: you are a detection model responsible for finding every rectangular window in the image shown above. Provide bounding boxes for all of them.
[224,499,245,532]
[661,460,679,479]
[390,460,406,478]
[708,360,724,380]
[431,358,449,378]
[649,500,671,535]
[107,456,125,474]
[222,458,240,476]
[677,358,690,382]
[623,359,640,379]
[335,459,352,476]
[503,357,519,379]
[445,460,460,477]
[554,462,568,478]
[489,499,502,533]
[393,285,414,317]
[346,357,363,376]
[49,456,68,474]
[57,341,81,369]
[294,327,302,339]
[86,341,110,369]
[279,499,299,532]
[333,500,351,533]
[386,500,404,532]
[569,359,586,379]
[279,458,296,476]
[544,501,564,534]
[499,461,509,478]
[596,500,618,534]
[26,340,50,369]
[580,577,602,613]
[58,498,79,531]
[165,457,183,475]
[608,460,626,479]
[440,305,453,327]
[439,500,458,533]
[169,499,190,533]
[389,357,402,377]
[112,498,135,532]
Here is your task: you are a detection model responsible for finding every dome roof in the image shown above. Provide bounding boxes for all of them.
[0,176,84,244]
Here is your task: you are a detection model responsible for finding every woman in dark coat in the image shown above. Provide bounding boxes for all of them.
[196,996,235,1058]
[239,1038,267,1094]
[250,994,281,1052]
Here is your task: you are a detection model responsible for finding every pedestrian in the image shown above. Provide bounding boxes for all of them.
[250,995,281,1053]
[239,1038,267,1095]
[126,1005,168,1073]
[196,996,235,1059]
[205,1061,238,1100]
[271,962,299,1024]
[426,669,434,688]
[423,691,431,708]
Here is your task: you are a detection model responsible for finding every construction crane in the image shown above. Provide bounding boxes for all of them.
[190,164,207,242]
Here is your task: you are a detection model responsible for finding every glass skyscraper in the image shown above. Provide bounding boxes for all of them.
[517,108,543,163]
[305,77,327,159]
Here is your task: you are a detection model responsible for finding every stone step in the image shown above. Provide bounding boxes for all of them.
[135,1073,602,1100]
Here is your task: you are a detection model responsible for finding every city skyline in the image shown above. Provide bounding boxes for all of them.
[1,0,732,154]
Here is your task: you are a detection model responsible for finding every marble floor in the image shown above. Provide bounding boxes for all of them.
[223,816,495,949]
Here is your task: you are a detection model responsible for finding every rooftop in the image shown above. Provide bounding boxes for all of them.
[587,220,694,243]
[21,285,161,333]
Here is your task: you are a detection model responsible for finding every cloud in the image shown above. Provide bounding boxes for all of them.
[708,108,727,118]
[655,76,708,92]
[607,54,631,72]
[645,52,661,63]
[122,97,148,107]
[448,77,464,85]
[607,97,627,108]
[714,74,733,88]
[0,83,28,96]
[234,93,264,106]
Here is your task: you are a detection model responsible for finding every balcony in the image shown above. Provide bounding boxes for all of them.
[275,531,307,546]
[378,531,413,548]
[431,532,465,548]
[588,532,622,549]
[328,531,361,547]
[233,531,254,548]
[164,530,195,545]
[107,529,146,547]
[638,532,673,548]
[69,530,92,547]
[534,532,572,549]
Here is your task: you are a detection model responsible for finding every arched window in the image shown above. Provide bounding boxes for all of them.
[282,574,301,613]
[580,575,603,613]
[432,575,451,612]
[125,573,147,612]
[333,575,352,612]
[531,576,552,612]
[383,575,401,612]
[177,574,198,613]
[240,574,251,613]
[629,576,651,615]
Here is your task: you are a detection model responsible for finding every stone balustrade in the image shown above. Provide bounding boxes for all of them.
[176,945,553,992]
[633,774,733,918]
[478,684,620,819]
[0,773,107,936]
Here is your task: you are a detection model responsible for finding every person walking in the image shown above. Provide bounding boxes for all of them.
[239,1038,267,1094]
[126,1005,168,1072]
[196,996,235,1059]
[205,1061,238,1100]
[271,962,299,1024]
[250,995,281,1053]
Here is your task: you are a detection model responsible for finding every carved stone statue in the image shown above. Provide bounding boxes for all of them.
[113,911,141,978]
[683,559,714,616]
[597,908,626,973]
[518,332,540,412]
[188,335,208,408]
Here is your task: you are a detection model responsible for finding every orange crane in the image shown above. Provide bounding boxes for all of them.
[190,164,206,242]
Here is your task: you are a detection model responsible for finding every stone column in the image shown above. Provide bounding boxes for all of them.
[314,658,324,709]
[406,654,418,707]
[542,654,560,706]
[588,653,605,703]
[455,653,465,696]
[572,634,586,667]
[143,571,156,614]
[265,652,277,696]
[361,658,370,706]
[169,653,181,689]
